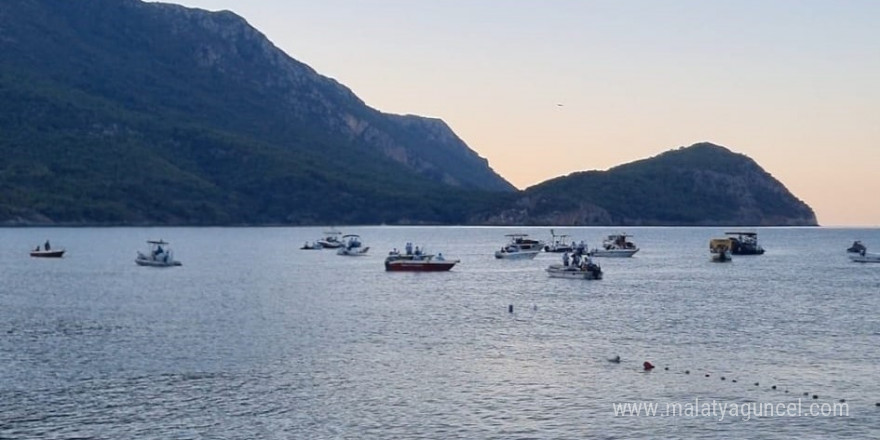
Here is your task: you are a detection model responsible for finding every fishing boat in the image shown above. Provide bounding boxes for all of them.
[847,240,867,254]
[337,234,369,256]
[317,229,344,249]
[726,231,765,255]
[590,233,639,258]
[30,240,64,258]
[384,247,459,271]
[546,259,603,280]
[135,240,182,267]
[544,229,574,253]
[709,238,732,263]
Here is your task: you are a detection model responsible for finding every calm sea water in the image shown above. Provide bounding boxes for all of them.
[1,227,879,439]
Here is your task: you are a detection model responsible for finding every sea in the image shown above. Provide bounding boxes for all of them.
[1,226,878,439]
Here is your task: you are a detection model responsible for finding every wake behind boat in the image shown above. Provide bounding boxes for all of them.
[590,234,639,258]
[136,240,182,267]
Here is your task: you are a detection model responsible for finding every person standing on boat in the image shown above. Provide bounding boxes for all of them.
[405,242,413,255]
[44,240,51,251]
[562,252,570,267]
[437,252,445,261]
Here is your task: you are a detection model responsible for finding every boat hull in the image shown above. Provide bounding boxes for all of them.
[545,264,602,280]
[337,247,370,256]
[135,258,182,267]
[30,249,65,258]
[385,260,459,271]
[494,250,540,259]
[590,248,639,258]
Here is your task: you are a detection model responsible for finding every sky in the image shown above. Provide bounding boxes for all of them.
[162,0,879,226]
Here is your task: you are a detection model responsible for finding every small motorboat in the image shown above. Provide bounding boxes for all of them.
[847,240,867,254]
[30,248,65,258]
[590,233,639,258]
[546,260,603,280]
[544,229,575,253]
[710,238,732,263]
[300,241,323,250]
[317,229,344,249]
[726,231,765,255]
[385,247,459,271]
[136,240,182,267]
[337,234,369,256]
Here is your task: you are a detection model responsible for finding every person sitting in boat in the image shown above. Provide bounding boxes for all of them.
[562,252,570,267]
[436,252,445,261]
[572,253,581,267]
[414,246,421,256]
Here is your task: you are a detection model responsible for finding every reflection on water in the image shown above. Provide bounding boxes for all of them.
[1,227,879,439]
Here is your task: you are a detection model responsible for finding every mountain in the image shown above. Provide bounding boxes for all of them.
[0,0,513,225]
[474,143,818,226]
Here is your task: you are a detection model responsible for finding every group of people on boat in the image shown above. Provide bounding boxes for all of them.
[33,240,51,252]
[562,246,593,270]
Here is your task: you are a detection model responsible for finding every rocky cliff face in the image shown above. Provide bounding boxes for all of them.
[475,143,818,226]
[134,0,515,191]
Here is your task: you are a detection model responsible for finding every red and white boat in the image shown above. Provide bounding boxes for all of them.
[384,248,459,272]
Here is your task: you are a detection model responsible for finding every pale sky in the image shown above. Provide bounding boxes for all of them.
[162,0,879,226]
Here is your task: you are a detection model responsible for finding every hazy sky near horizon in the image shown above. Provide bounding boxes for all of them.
[164,0,879,226]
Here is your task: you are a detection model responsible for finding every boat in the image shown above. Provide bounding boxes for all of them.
[546,259,603,280]
[337,234,369,256]
[590,234,639,258]
[726,231,765,255]
[317,229,344,249]
[135,240,182,267]
[385,247,459,271]
[503,234,544,251]
[847,240,867,254]
[494,244,540,259]
[544,229,574,253]
[30,240,64,258]
[300,241,323,250]
[850,251,880,263]
[709,238,732,263]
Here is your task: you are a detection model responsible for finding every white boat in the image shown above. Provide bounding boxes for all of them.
[503,233,544,251]
[709,238,732,263]
[337,234,369,256]
[135,240,182,267]
[546,261,603,280]
[317,229,344,249]
[494,245,540,259]
[544,229,574,253]
[590,233,639,258]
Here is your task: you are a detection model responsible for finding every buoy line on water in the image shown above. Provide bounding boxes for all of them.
[604,357,872,407]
